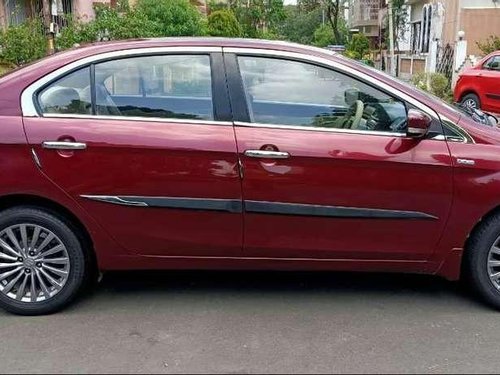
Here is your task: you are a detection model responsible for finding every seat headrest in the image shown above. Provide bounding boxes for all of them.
[40,87,82,113]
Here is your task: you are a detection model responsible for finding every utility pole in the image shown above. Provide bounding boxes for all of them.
[41,0,55,55]
[387,0,396,76]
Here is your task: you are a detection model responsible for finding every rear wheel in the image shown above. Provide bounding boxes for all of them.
[0,207,87,315]
[464,214,500,310]
[461,93,481,111]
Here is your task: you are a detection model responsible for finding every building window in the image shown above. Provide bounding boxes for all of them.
[422,4,432,53]
[411,4,433,54]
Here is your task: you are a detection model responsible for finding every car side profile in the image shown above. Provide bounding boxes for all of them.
[455,51,500,113]
[1,38,500,315]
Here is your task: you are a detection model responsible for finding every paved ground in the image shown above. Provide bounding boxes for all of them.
[0,270,499,374]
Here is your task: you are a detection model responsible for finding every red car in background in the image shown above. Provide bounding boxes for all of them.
[455,51,500,114]
[1,38,500,315]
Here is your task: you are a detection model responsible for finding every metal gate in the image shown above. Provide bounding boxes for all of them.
[437,43,454,81]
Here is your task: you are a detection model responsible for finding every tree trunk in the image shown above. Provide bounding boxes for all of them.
[325,0,341,44]
[41,0,54,55]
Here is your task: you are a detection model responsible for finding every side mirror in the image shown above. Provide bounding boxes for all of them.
[407,109,432,138]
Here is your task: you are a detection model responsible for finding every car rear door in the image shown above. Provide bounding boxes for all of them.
[22,48,243,257]
[224,49,453,261]
[480,56,500,113]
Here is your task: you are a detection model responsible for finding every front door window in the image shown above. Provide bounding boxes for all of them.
[237,56,408,133]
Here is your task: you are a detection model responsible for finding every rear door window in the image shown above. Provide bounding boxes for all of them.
[95,55,214,120]
[38,67,91,115]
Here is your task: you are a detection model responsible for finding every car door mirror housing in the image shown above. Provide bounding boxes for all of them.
[407,109,432,138]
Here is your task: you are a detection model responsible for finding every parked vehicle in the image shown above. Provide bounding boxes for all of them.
[1,38,500,315]
[455,51,500,113]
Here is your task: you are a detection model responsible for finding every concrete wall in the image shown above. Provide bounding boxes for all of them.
[461,8,500,56]
[73,0,112,21]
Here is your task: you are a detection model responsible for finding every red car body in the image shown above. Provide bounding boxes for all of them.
[454,51,500,114]
[1,38,500,282]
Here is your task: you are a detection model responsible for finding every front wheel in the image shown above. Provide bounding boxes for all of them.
[0,207,87,315]
[461,93,481,111]
[464,214,500,310]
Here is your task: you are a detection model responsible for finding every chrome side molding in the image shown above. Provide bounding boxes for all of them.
[80,195,148,207]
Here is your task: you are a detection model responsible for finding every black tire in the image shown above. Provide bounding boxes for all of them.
[461,93,481,111]
[0,207,87,315]
[464,214,500,310]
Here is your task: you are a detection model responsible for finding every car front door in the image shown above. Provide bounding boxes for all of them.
[23,49,243,257]
[225,51,453,261]
[481,56,500,113]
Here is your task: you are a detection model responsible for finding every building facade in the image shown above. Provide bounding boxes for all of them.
[349,0,383,48]
[393,0,500,79]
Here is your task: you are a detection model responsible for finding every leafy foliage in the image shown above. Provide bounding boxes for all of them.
[345,33,370,60]
[227,0,285,38]
[135,0,204,36]
[477,35,500,55]
[313,24,334,47]
[411,72,452,102]
[278,6,322,45]
[56,5,160,50]
[207,10,242,37]
[0,19,47,65]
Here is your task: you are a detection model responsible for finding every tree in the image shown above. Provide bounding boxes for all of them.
[41,0,54,54]
[208,10,242,37]
[135,0,204,36]
[384,0,408,53]
[226,0,285,38]
[313,24,334,47]
[346,33,370,60]
[323,0,342,46]
[296,0,347,45]
[477,36,500,55]
[278,5,323,45]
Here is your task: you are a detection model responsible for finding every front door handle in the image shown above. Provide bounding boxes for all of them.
[42,141,87,150]
[244,150,290,159]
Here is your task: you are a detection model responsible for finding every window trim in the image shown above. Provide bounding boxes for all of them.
[21,47,225,122]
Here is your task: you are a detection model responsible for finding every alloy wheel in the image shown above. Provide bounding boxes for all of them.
[0,224,70,303]
[463,98,478,110]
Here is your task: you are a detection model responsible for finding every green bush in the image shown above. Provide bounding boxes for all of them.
[207,10,241,37]
[135,0,204,36]
[312,25,334,48]
[476,35,500,56]
[345,33,370,60]
[56,17,98,50]
[57,4,161,50]
[411,72,452,102]
[0,19,46,65]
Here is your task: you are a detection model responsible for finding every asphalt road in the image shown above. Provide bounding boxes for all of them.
[0,270,499,374]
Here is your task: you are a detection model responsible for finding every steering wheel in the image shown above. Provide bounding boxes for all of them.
[341,100,365,129]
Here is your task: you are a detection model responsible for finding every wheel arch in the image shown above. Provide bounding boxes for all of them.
[0,194,97,273]
[459,90,480,102]
[462,205,500,271]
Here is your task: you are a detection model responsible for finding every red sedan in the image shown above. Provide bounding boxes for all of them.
[455,51,500,114]
[0,38,500,315]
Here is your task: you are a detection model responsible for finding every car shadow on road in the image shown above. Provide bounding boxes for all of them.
[75,269,491,313]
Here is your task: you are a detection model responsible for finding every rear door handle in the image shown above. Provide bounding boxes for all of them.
[42,141,87,150]
[244,150,290,159]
